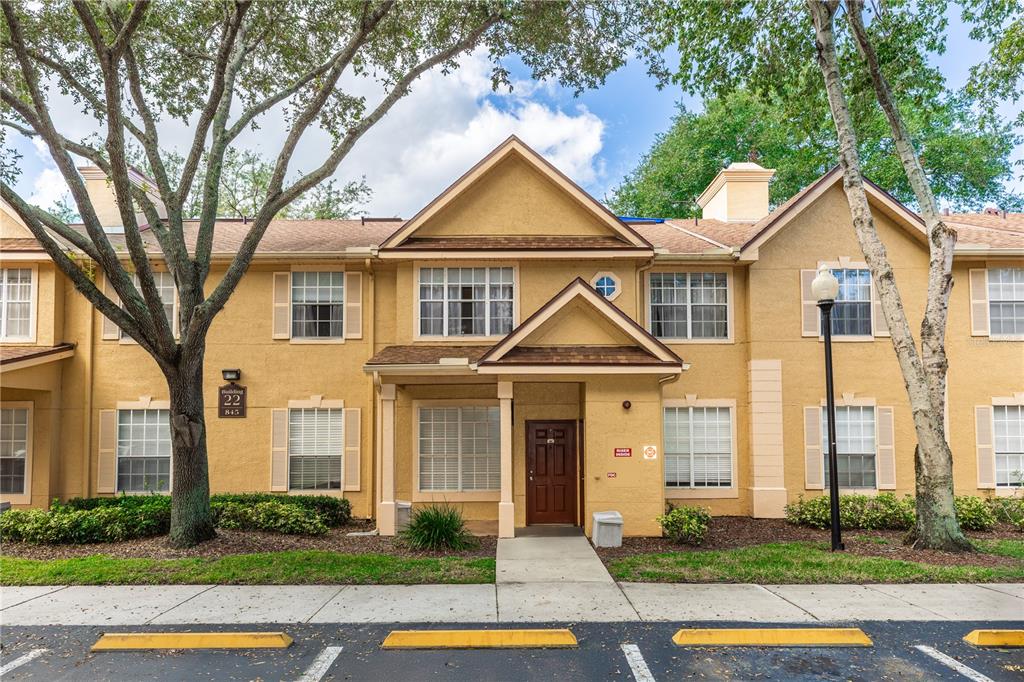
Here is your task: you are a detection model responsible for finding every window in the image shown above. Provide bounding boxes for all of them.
[418,406,500,491]
[0,407,29,495]
[122,272,175,338]
[663,406,732,488]
[288,407,343,490]
[831,269,872,336]
[994,405,1024,487]
[0,268,33,340]
[822,405,876,488]
[292,272,344,339]
[989,267,1024,336]
[649,272,728,340]
[116,409,171,492]
[419,267,513,337]
[592,272,620,300]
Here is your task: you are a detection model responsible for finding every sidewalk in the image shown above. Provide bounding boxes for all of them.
[2,582,1021,625]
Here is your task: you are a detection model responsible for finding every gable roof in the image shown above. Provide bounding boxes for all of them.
[379,136,652,252]
[476,277,683,374]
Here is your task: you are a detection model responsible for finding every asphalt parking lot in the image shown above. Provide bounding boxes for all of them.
[1,621,1022,681]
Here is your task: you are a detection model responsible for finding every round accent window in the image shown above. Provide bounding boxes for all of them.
[592,273,620,300]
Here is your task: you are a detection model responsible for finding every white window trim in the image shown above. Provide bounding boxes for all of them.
[645,268,735,344]
[412,399,501,502]
[412,262,519,342]
[0,401,33,505]
[817,258,874,343]
[819,394,879,491]
[288,265,347,345]
[285,398,346,495]
[986,266,1024,342]
[119,271,179,345]
[0,264,38,343]
[591,271,622,301]
[992,392,1024,495]
[663,397,738,499]
[114,397,173,495]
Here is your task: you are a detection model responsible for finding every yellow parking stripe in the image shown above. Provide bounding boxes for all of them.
[963,630,1024,648]
[672,628,872,647]
[91,632,294,651]
[382,629,577,649]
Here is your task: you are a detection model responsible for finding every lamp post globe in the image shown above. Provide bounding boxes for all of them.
[814,264,844,551]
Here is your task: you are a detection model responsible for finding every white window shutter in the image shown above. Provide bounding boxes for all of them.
[101,276,121,340]
[969,269,990,336]
[871,281,889,337]
[344,271,363,339]
[975,405,996,489]
[271,408,288,491]
[876,406,896,489]
[344,407,361,491]
[804,406,824,489]
[272,272,291,339]
[800,270,820,337]
[97,410,117,493]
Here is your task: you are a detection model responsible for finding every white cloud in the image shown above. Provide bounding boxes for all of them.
[28,167,69,211]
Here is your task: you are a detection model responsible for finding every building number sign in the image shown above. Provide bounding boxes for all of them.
[218,384,247,418]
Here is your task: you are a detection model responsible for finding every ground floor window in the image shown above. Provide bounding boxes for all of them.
[116,409,171,492]
[822,405,876,488]
[0,407,29,495]
[418,406,500,491]
[288,407,343,490]
[995,405,1024,487]
[663,406,732,487]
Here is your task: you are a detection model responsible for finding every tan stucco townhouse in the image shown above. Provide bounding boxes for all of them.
[1,136,1022,538]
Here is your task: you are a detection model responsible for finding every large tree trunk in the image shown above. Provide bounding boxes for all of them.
[805,0,970,551]
[166,350,216,548]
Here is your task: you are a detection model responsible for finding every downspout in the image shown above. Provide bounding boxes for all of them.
[82,271,96,498]
[365,258,376,522]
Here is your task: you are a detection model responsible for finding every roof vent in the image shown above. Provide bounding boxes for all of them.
[983,206,1001,216]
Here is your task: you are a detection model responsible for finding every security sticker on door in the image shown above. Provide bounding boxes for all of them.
[642,445,658,460]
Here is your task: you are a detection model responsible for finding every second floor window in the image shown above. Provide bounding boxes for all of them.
[649,272,728,340]
[121,272,176,339]
[822,405,876,488]
[117,408,171,493]
[831,269,871,336]
[0,268,33,341]
[995,405,1024,487]
[989,267,1024,336]
[292,272,343,339]
[419,267,513,337]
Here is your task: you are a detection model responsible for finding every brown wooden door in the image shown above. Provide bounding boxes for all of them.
[526,420,578,525]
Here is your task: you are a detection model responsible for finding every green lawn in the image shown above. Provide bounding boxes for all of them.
[0,551,495,586]
[607,540,1024,584]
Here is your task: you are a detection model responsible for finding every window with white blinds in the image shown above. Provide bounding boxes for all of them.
[822,405,876,488]
[664,406,732,488]
[0,268,33,340]
[994,405,1024,487]
[116,409,171,492]
[418,406,500,491]
[288,408,343,490]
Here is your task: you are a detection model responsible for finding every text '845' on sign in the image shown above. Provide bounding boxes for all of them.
[218,384,247,418]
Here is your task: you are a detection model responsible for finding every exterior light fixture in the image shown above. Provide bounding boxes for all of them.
[221,368,242,383]
[813,264,844,552]
[622,400,631,410]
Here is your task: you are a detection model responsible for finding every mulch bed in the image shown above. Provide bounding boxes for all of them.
[1,519,497,561]
[594,517,1023,568]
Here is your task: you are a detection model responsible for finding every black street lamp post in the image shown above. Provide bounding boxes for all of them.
[813,265,844,552]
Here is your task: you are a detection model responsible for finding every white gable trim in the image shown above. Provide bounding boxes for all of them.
[380,136,650,249]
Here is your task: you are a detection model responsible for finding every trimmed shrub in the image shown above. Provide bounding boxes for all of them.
[213,500,328,535]
[657,505,711,545]
[400,504,477,551]
[211,493,351,527]
[0,502,170,543]
[784,493,915,530]
[954,495,996,531]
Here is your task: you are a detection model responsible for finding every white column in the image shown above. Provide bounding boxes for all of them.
[377,383,398,535]
[497,381,514,538]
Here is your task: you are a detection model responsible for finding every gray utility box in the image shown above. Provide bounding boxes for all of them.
[396,500,413,532]
[592,510,623,548]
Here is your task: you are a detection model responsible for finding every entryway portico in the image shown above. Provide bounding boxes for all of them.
[365,279,685,538]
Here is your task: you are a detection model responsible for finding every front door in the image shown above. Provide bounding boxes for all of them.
[526,420,578,525]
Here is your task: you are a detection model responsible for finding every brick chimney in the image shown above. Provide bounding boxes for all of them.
[696,162,776,222]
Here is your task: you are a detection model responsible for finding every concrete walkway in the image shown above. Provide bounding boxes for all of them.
[2,583,1021,626]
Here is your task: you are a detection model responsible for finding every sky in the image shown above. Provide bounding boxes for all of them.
[8,7,1022,221]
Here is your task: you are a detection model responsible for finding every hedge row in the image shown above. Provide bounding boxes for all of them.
[0,493,352,544]
[784,493,1024,532]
